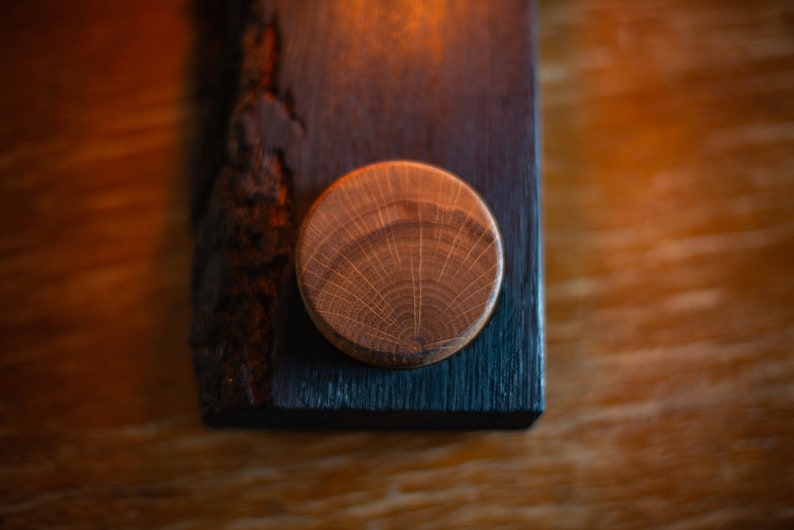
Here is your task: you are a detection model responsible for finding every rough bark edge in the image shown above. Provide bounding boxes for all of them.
[190,3,294,417]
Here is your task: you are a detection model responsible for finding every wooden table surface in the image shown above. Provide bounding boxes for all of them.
[1,0,792,528]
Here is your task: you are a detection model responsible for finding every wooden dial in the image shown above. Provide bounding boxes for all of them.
[296,161,504,369]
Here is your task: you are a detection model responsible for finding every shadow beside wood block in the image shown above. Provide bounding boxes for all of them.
[190,0,544,429]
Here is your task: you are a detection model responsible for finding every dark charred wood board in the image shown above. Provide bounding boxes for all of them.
[190,0,543,429]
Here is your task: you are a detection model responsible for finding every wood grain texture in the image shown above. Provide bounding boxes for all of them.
[1,0,793,528]
[191,0,543,428]
[296,161,504,369]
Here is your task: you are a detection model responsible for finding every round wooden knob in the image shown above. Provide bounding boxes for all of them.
[296,160,504,369]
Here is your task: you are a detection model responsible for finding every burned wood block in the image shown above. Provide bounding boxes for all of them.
[190,0,544,429]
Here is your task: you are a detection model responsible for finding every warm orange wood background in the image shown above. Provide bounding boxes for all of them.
[1,0,792,527]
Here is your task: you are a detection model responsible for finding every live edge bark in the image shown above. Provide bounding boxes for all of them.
[191,3,293,416]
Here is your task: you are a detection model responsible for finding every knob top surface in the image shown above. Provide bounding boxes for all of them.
[296,160,503,369]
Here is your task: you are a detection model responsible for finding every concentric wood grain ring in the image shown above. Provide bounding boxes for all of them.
[296,161,503,369]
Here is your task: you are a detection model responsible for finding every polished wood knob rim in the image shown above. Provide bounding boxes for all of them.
[296,160,504,369]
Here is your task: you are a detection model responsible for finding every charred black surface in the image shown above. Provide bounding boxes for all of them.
[191,0,543,429]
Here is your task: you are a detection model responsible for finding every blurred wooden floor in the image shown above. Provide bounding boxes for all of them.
[1,0,792,528]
